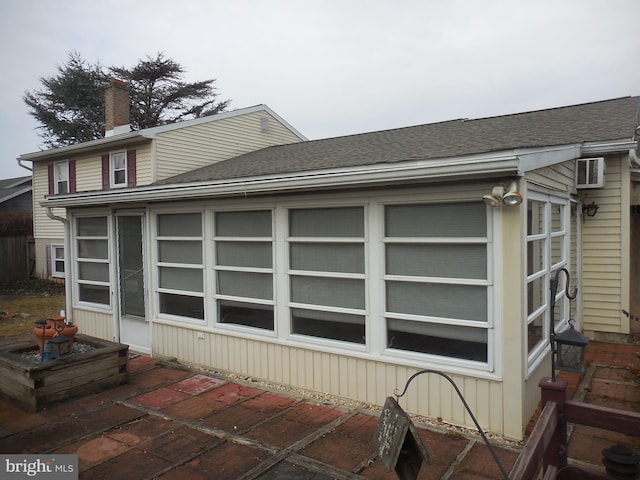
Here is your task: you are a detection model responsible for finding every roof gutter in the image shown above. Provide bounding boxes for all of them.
[45,207,73,324]
[41,152,521,208]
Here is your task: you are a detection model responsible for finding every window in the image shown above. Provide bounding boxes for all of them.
[526,193,570,367]
[156,212,204,320]
[54,161,69,194]
[384,202,490,363]
[214,210,274,330]
[288,207,366,344]
[110,151,127,187]
[76,216,110,306]
[51,245,65,277]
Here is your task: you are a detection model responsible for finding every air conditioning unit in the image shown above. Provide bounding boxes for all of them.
[576,157,605,189]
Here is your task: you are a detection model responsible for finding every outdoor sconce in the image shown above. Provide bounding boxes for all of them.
[554,320,589,374]
[482,181,523,207]
[582,201,599,217]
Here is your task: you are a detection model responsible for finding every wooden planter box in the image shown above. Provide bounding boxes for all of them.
[0,334,129,412]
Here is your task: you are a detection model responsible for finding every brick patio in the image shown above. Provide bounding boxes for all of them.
[0,340,638,479]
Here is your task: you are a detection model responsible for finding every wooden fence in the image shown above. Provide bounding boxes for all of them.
[510,377,640,480]
[0,235,34,283]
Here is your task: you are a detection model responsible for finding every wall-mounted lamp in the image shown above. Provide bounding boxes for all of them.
[582,201,599,217]
[482,181,523,208]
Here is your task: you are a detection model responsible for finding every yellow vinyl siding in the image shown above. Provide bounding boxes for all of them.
[526,161,575,194]
[154,111,302,181]
[152,323,512,438]
[71,308,114,341]
[581,155,624,334]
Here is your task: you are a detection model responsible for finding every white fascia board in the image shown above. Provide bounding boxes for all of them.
[515,145,582,172]
[41,152,520,208]
[580,138,636,156]
[18,131,147,162]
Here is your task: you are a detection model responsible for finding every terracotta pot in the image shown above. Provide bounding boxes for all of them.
[33,315,78,351]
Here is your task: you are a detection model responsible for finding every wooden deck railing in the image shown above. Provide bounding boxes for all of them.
[510,378,640,480]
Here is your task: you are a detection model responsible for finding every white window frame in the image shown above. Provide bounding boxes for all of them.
[526,190,570,373]
[74,215,111,308]
[51,244,65,278]
[213,209,276,334]
[54,160,69,194]
[154,211,205,323]
[110,151,127,188]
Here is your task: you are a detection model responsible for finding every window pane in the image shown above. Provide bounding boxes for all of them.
[55,162,68,180]
[527,239,545,275]
[114,170,126,185]
[55,261,65,273]
[527,277,545,315]
[158,213,201,237]
[290,243,364,273]
[527,314,544,353]
[54,248,64,259]
[215,211,271,237]
[386,244,486,279]
[159,267,203,292]
[216,241,272,268]
[78,239,108,259]
[217,271,273,300]
[387,318,487,361]
[56,181,69,194]
[159,240,203,264]
[77,217,107,236]
[219,300,274,330]
[527,201,545,235]
[386,203,486,237]
[112,152,126,169]
[79,284,110,305]
[551,236,563,266]
[79,263,109,282]
[291,276,365,309]
[159,293,204,319]
[289,207,364,237]
[292,308,365,344]
[551,204,563,233]
[386,281,486,321]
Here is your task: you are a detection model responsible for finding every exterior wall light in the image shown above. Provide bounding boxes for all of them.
[582,201,599,217]
[482,181,523,207]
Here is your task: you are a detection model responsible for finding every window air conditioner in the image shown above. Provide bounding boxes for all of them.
[575,157,605,189]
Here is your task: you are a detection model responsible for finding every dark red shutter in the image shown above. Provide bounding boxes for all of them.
[101,154,110,189]
[69,160,76,193]
[127,150,136,187]
[48,164,54,195]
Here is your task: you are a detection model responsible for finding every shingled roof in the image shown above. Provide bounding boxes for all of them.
[156,96,639,186]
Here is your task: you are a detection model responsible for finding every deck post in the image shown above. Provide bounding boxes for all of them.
[539,377,568,471]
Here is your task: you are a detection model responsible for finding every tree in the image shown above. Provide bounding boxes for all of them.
[24,52,109,148]
[24,52,230,148]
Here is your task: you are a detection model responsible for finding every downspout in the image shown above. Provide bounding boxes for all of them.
[45,207,72,325]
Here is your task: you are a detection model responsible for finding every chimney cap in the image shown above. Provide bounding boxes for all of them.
[106,78,130,90]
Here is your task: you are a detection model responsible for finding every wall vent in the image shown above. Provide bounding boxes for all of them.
[576,157,605,189]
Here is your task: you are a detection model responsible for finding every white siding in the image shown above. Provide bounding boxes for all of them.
[72,308,114,341]
[154,111,302,181]
[152,323,510,438]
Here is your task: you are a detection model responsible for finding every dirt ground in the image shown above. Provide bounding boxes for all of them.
[0,280,66,337]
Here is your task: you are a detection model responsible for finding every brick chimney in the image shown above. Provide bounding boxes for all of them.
[104,78,130,137]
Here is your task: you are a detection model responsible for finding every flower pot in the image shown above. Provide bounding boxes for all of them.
[33,315,78,351]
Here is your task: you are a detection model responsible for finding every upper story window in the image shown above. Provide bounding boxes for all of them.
[110,151,127,187]
[54,161,69,194]
[102,150,136,189]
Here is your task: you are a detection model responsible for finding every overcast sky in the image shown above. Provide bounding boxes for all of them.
[1,0,639,180]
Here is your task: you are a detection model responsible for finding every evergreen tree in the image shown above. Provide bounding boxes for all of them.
[24,51,230,148]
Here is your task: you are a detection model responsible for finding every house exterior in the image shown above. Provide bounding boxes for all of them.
[0,176,32,212]
[18,81,306,281]
[29,96,640,440]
